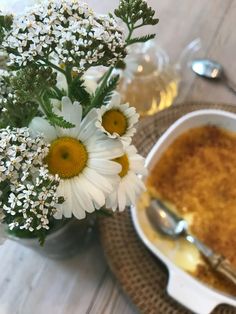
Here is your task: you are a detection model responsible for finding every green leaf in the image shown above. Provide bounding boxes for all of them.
[0,99,40,128]
[102,75,120,106]
[45,89,59,100]
[49,111,75,129]
[0,14,13,44]
[115,0,159,27]
[45,87,65,100]
[42,94,75,129]
[69,76,91,107]
[114,0,159,46]
[91,74,119,109]
[10,65,57,103]
[126,34,156,46]
[3,15,13,30]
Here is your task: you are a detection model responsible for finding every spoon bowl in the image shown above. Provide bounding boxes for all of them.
[146,197,236,285]
[191,59,223,79]
[146,199,187,237]
[191,59,236,94]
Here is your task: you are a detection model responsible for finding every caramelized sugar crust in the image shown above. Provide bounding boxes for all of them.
[148,126,236,295]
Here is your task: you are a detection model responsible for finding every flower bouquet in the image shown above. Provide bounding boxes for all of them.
[0,0,158,247]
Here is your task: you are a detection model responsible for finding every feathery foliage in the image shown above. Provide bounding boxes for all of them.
[115,0,159,46]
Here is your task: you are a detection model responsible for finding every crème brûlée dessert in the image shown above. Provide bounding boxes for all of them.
[146,125,236,296]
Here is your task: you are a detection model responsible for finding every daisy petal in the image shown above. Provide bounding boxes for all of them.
[105,144,146,212]
[79,120,97,143]
[61,97,82,125]
[73,177,95,215]
[80,173,105,208]
[54,97,82,137]
[130,160,147,175]
[117,183,126,211]
[29,117,57,142]
[110,91,121,106]
[123,176,136,205]
[89,139,123,159]
[88,159,121,175]
[63,181,75,218]
[83,167,113,194]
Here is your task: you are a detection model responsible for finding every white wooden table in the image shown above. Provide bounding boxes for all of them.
[1,1,236,313]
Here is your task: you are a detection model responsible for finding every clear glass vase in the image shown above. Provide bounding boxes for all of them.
[7,217,95,259]
[119,40,180,117]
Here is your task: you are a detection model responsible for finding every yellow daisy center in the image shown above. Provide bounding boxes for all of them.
[113,154,129,178]
[102,109,127,136]
[46,137,88,179]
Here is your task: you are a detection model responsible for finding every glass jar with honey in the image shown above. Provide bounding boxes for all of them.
[118,40,179,117]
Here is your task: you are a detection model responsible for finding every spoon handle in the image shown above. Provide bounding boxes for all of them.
[186,234,236,285]
[222,73,236,95]
[185,234,213,258]
[209,255,236,285]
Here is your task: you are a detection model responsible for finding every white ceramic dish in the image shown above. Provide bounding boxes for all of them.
[131,109,236,314]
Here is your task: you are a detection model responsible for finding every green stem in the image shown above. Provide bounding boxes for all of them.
[42,59,66,75]
[37,93,55,126]
[133,22,145,29]
[65,66,72,85]
[52,86,64,99]
[126,22,134,43]
[39,100,49,117]
[97,71,107,84]
[65,66,73,98]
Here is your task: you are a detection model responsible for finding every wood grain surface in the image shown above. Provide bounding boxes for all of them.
[0,1,235,313]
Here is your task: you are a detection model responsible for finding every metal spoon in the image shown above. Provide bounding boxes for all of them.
[147,198,236,285]
[191,59,236,95]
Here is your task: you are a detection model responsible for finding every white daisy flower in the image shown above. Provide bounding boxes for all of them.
[95,92,139,146]
[29,96,123,219]
[105,145,147,212]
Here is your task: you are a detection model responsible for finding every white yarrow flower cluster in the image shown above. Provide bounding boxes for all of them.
[0,127,62,232]
[0,0,159,244]
[3,0,126,71]
[0,0,40,14]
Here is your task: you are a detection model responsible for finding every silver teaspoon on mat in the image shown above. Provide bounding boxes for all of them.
[146,198,236,285]
[191,59,236,95]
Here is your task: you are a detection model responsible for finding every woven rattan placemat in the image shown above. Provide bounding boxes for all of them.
[99,103,236,314]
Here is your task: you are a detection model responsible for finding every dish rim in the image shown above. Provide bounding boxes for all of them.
[131,109,236,314]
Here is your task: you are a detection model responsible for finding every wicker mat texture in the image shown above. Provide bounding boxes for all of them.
[98,103,236,314]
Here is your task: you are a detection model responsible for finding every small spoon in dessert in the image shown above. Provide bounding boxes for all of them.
[147,198,236,285]
[191,59,236,95]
